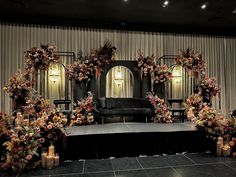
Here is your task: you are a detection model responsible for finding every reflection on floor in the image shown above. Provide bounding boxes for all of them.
[2,152,236,177]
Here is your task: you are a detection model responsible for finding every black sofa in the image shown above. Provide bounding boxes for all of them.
[96,97,154,123]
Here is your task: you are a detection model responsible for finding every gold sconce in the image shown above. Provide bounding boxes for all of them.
[172,65,182,84]
[49,64,60,83]
[114,68,124,86]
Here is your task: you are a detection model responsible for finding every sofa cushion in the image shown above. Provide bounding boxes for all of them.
[97,97,106,108]
[99,108,153,116]
[106,98,115,109]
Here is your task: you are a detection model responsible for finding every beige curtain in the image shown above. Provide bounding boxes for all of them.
[0,23,236,116]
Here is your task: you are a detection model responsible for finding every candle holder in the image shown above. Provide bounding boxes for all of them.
[54,153,60,167]
[41,147,47,168]
[48,141,55,157]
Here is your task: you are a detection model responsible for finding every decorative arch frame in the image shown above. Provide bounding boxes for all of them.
[99,60,141,98]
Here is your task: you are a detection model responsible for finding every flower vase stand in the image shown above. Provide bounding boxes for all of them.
[53,100,72,122]
[167,98,185,122]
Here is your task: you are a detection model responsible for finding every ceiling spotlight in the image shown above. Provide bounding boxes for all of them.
[123,0,128,2]
[201,2,208,10]
[233,8,236,14]
[163,0,169,7]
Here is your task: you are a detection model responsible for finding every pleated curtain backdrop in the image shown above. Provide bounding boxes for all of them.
[0,22,236,116]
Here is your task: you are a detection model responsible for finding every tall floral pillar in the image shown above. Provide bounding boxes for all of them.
[74,80,87,102]
[200,76,220,106]
[152,64,172,99]
[87,71,96,97]
[66,62,89,102]
[136,50,155,98]
[141,74,151,98]
[153,82,165,99]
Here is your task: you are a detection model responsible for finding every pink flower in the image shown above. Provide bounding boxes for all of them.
[25,154,32,160]
[38,138,45,143]
[47,124,53,130]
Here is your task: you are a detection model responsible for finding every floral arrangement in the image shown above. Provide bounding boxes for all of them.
[175,48,206,77]
[3,71,32,110]
[24,44,58,72]
[195,104,234,140]
[3,71,32,99]
[0,112,12,137]
[0,123,43,173]
[184,93,203,121]
[136,50,155,77]
[70,92,95,126]
[66,41,116,81]
[66,62,90,81]
[146,92,173,123]
[89,40,116,70]
[23,89,51,119]
[152,64,173,83]
[200,76,220,96]
[35,110,67,144]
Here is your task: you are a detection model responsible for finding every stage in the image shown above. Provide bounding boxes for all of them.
[61,122,214,160]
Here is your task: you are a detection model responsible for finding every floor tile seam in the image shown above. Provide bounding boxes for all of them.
[135,157,144,169]
[124,123,132,131]
[221,162,236,171]
[113,167,146,172]
[83,170,114,174]
[183,154,197,164]
[110,158,115,172]
[170,166,183,177]
[49,170,114,176]
[170,161,225,168]
[113,171,117,177]
[48,172,83,177]
[82,159,85,174]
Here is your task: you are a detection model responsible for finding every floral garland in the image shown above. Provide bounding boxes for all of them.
[24,44,58,72]
[70,92,95,126]
[136,50,155,77]
[146,92,173,123]
[152,64,173,83]
[175,48,206,77]
[200,76,220,96]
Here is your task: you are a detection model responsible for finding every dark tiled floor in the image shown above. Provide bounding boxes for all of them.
[1,153,236,177]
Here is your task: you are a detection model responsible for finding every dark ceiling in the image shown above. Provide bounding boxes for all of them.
[0,0,236,36]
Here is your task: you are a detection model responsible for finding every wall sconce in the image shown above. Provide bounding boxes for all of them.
[49,64,60,83]
[172,65,182,84]
[114,68,124,86]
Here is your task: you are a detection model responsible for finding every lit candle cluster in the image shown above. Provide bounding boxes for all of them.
[216,137,236,157]
[41,143,60,169]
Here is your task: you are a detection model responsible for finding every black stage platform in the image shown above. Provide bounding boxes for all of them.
[61,122,214,160]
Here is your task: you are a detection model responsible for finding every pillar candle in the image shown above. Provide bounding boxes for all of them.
[54,154,59,167]
[217,137,223,148]
[41,153,47,168]
[233,152,236,157]
[46,156,54,169]
[48,144,55,157]
[222,145,231,157]
[216,141,222,156]
[229,141,235,148]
